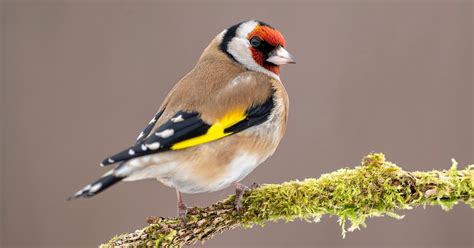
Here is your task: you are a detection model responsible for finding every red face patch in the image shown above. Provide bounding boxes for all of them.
[247,26,286,75]
[248,26,286,47]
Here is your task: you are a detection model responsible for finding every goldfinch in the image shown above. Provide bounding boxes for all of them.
[69,20,295,217]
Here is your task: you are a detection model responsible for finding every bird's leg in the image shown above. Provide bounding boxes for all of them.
[176,190,188,218]
[233,182,249,214]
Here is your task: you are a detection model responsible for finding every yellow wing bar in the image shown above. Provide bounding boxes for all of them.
[171,110,246,150]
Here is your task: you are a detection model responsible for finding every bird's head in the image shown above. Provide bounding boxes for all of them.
[218,20,295,78]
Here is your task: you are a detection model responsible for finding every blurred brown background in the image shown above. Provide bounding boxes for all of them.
[1,0,473,247]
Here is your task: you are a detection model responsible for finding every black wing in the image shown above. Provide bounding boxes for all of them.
[224,93,275,133]
[100,111,210,166]
[135,108,165,144]
[100,94,275,166]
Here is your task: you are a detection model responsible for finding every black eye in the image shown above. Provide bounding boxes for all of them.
[250,36,262,48]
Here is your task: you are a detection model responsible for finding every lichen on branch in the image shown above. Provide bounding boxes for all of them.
[101,153,474,247]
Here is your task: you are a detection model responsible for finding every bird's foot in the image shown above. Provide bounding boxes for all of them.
[234,182,251,214]
[175,190,193,220]
[177,201,189,219]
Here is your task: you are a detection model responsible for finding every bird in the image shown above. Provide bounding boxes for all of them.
[69,20,295,217]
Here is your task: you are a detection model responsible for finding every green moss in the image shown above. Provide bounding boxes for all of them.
[104,153,473,247]
[152,229,177,248]
[238,153,473,237]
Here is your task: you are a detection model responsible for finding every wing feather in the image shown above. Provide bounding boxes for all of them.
[100,94,275,166]
[135,109,165,143]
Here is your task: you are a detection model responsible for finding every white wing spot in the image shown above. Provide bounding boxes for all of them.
[89,183,102,193]
[171,115,184,123]
[83,184,92,191]
[136,132,144,140]
[102,170,114,177]
[128,149,135,155]
[107,158,115,163]
[141,144,147,151]
[149,117,156,124]
[75,184,91,196]
[146,142,160,150]
[155,129,174,138]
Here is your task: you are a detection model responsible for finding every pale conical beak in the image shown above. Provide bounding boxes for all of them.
[266,46,296,65]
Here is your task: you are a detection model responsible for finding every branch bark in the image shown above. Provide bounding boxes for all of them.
[101,153,474,247]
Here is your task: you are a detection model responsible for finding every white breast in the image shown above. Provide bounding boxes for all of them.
[206,152,260,191]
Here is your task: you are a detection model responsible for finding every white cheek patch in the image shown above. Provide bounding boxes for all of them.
[227,38,253,67]
[216,30,226,43]
[226,21,280,81]
[236,20,259,38]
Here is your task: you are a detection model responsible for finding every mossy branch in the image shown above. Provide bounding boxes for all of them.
[101,153,474,247]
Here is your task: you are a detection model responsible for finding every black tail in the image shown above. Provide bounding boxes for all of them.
[67,173,124,200]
